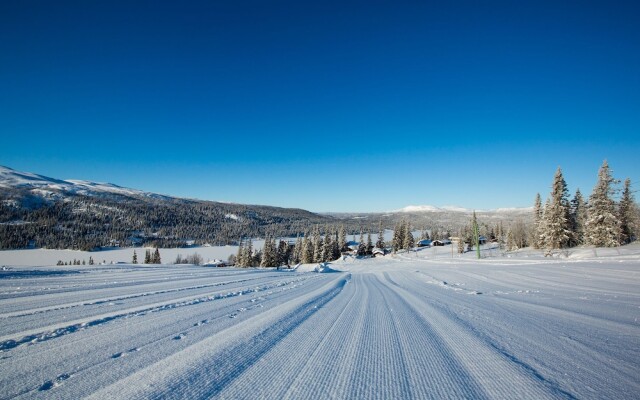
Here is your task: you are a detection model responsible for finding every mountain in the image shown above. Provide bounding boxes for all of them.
[0,166,334,250]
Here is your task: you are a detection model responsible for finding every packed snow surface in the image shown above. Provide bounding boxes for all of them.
[0,245,639,399]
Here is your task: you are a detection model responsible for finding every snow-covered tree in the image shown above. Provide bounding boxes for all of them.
[375,221,385,249]
[357,231,366,256]
[403,221,414,250]
[152,248,161,264]
[144,249,151,264]
[542,167,572,251]
[618,178,636,244]
[321,231,333,262]
[312,226,323,263]
[338,225,347,253]
[569,189,587,246]
[585,160,621,247]
[301,233,313,264]
[132,250,138,264]
[532,193,543,249]
[366,232,373,255]
[392,221,405,252]
[260,235,277,267]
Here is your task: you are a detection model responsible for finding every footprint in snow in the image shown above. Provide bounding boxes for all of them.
[39,373,71,391]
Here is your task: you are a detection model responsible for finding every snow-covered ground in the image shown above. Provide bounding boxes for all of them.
[0,244,639,399]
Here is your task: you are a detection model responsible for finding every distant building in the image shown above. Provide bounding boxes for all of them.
[432,239,451,246]
[417,239,432,247]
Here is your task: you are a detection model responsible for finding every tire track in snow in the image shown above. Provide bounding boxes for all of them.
[389,271,574,399]
[85,274,348,399]
[1,274,330,400]
[0,275,311,351]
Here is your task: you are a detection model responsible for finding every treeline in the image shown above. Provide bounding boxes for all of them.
[532,160,638,254]
[0,189,335,250]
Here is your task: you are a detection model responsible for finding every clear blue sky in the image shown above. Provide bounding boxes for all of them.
[1,0,638,212]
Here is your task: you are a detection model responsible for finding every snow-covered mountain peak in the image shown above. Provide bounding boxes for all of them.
[0,165,158,199]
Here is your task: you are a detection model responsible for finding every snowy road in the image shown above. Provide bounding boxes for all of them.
[0,249,639,399]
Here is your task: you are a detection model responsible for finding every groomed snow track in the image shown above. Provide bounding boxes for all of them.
[0,257,638,399]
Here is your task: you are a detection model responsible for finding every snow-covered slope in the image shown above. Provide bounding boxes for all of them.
[0,166,162,199]
[0,245,638,399]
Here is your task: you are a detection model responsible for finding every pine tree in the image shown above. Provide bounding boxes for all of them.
[311,227,321,263]
[277,240,290,266]
[585,160,621,247]
[132,250,138,264]
[457,230,465,254]
[569,189,587,246]
[321,232,333,262]
[338,225,347,253]
[261,235,276,268]
[376,221,385,249]
[542,167,572,251]
[89,256,94,265]
[144,249,151,264]
[357,230,366,256]
[532,193,543,249]
[301,233,313,264]
[366,232,373,255]
[153,248,161,264]
[236,239,245,267]
[403,221,414,250]
[618,178,635,244]
[243,239,254,267]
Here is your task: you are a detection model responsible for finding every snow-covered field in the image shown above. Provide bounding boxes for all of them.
[1,245,639,399]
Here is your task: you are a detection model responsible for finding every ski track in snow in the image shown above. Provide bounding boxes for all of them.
[0,250,639,399]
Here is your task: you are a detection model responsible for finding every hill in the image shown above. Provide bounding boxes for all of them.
[0,166,333,250]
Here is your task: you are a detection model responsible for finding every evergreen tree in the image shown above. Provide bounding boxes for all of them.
[619,178,636,244]
[366,232,373,255]
[236,239,245,267]
[532,193,543,249]
[312,226,323,263]
[376,221,385,249]
[89,256,94,265]
[569,189,587,246]
[153,248,161,264]
[585,160,621,247]
[542,167,572,251]
[301,232,313,264]
[132,250,138,264]
[321,231,333,262]
[403,221,414,250]
[357,231,366,256]
[457,230,465,254]
[242,239,254,267]
[338,225,347,253]
[261,235,277,267]
[277,239,290,266]
[144,249,151,264]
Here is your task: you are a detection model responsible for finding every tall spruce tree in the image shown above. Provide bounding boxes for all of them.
[132,250,138,264]
[570,189,587,246]
[312,226,323,263]
[618,178,635,244]
[376,221,385,249]
[585,160,621,247]
[542,167,572,251]
[338,225,347,253]
[403,221,414,250]
[532,193,543,249]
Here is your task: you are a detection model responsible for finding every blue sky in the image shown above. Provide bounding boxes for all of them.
[1,0,639,212]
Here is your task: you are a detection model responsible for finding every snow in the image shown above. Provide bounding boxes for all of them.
[0,244,639,399]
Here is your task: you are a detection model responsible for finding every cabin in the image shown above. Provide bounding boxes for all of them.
[416,239,432,247]
[432,239,451,246]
